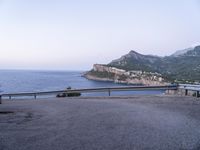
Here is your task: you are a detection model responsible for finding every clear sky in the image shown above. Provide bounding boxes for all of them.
[0,0,200,70]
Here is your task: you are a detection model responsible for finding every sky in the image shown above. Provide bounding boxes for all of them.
[0,0,200,70]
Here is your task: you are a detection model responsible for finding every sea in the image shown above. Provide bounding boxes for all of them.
[0,70,165,98]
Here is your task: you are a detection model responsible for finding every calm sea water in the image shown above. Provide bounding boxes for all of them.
[0,70,164,97]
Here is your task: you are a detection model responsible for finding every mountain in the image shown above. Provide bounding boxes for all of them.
[84,45,200,84]
[171,47,194,57]
[109,50,163,73]
[108,46,200,83]
[184,45,200,56]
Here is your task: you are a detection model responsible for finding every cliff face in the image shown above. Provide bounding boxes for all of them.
[84,64,168,85]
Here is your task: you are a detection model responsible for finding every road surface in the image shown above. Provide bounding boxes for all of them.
[1,95,200,150]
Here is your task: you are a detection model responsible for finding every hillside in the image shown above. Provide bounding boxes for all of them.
[171,47,194,57]
[109,50,163,73]
[109,46,200,83]
[84,45,200,84]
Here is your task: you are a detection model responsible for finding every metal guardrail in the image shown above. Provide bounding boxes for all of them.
[178,84,200,97]
[0,85,177,101]
[179,84,200,90]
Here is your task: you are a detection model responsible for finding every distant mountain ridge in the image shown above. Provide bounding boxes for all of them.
[109,50,162,73]
[108,45,200,83]
[171,47,194,57]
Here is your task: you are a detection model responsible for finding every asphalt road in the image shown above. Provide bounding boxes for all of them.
[1,96,200,150]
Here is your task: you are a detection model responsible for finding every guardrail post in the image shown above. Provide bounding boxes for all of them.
[196,91,200,98]
[0,95,2,104]
[108,89,111,96]
[185,89,188,96]
[166,89,169,94]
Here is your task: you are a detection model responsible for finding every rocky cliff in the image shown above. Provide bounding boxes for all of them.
[84,64,168,85]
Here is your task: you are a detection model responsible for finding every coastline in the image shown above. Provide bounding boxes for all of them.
[83,64,170,86]
[83,73,115,82]
[83,71,169,86]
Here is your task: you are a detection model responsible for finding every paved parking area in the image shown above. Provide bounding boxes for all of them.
[1,96,200,150]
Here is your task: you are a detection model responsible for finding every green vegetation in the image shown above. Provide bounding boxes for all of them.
[89,70,115,79]
[192,92,196,97]
[56,86,81,98]
[108,46,200,83]
[118,74,128,81]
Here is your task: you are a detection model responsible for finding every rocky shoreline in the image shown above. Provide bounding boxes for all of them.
[84,73,114,82]
[83,64,169,86]
[84,73,167,85]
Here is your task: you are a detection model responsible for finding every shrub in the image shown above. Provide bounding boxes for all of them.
[67,92,81,97]
[56,93,67,97]
[192,92,196,97]
[56,86,81,98]
[118,74,128,81]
